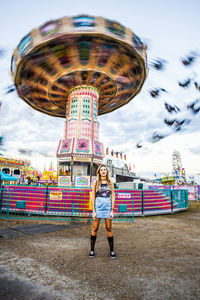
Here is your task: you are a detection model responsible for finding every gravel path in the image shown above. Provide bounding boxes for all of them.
[0,202,200,299]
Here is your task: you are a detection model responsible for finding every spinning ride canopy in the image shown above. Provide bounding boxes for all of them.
[11,15,147,117]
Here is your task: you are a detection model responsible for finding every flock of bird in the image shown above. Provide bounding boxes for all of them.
[0,46,200,153]
[141,51,200,147]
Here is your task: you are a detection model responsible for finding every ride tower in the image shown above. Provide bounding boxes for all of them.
[11,15,147,186]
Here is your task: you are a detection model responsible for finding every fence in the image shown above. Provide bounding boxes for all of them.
[150,185,197,201]
[0,185,188,222]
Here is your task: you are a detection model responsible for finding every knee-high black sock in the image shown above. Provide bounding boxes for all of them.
[108,236,114,252]
[91,235,96,251]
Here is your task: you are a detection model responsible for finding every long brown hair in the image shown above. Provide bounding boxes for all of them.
[95,164,113,192]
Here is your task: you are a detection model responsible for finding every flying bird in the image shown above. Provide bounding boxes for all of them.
[151,132,166,143]
[174,120,185,131]
[164,102,180,114]
[149,87,167,98]
[6,85,16,94]
[194,82,200,92]
[187,99,200,114]
[181,51,199,67]
[178,78,191,88]
[150,89,160,98]
[150,59,167,71]
[181,54,196,66]
[164,119,175,126]
[136,142,143,148]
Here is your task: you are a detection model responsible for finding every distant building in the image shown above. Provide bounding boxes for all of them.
[104,155,136,183]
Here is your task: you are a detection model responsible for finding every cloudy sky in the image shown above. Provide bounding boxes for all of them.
[0,0,200,181]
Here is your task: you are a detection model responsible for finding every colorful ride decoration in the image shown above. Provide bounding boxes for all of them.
[40,167,57,185]
[11,15,147,186]
[155,175,177,185]
[0,155,41,183]
[21,166,41,184]
[160,176,176,185]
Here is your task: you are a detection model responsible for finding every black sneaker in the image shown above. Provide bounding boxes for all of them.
[89,251,95,258]
[110,251,116,259]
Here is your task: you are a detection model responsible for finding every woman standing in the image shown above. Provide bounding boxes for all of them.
[89,164,116,258]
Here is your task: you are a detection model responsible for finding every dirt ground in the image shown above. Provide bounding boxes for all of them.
[0,202,200,300]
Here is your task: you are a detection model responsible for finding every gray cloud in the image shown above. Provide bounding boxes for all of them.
[188,145,200,155]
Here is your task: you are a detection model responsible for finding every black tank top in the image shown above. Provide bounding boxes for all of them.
[96,183,111,198]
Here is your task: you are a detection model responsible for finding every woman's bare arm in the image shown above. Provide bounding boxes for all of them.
[91,181,96,217]
[111,182,115,210]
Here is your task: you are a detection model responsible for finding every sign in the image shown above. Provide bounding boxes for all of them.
[50,191,63,201]
[58,176,71,186]
[118,193,132,199]
[73,157,91,162]
[58,157,71,162]
[75,176,90,187]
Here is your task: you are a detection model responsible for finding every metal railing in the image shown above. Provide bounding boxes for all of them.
[0,185,188,221]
